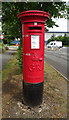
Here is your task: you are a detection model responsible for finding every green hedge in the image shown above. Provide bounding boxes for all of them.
[17,40,22,73]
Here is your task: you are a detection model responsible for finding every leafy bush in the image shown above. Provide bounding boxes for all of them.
[17,40,22,73]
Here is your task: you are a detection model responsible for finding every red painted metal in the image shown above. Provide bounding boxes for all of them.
[18,10,50,84]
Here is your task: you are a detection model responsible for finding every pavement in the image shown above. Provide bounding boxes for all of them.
[45,47,69,80]
[0,49,17,72]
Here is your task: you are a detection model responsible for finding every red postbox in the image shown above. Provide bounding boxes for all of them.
[18,10,50,107]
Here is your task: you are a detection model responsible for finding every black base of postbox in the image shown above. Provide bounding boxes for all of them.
[23,81,44,107]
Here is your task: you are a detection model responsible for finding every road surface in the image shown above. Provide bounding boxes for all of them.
[45,47,69,80]
[0,50,16,71]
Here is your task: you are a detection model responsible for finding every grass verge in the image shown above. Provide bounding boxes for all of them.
[2,55,21,83]
[0,43,2,49]
[2,55,67,118]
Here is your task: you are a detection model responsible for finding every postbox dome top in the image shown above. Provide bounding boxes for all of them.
[18,10,50,20]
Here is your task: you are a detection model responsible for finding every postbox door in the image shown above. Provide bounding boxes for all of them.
[23,31,44,84]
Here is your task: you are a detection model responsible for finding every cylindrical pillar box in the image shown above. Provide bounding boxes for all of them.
[18,10,50,107]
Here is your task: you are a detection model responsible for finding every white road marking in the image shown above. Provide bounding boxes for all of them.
[47,63,69,81]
